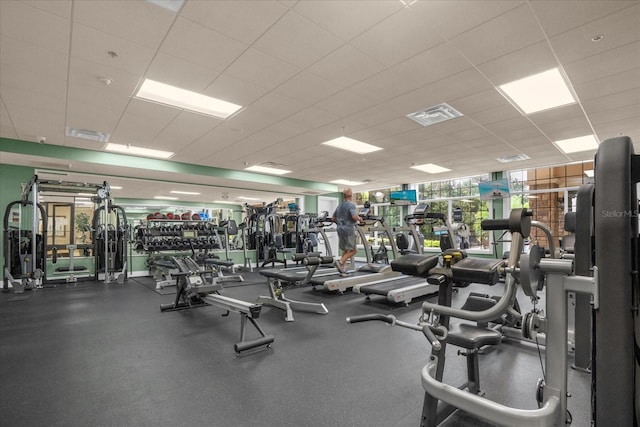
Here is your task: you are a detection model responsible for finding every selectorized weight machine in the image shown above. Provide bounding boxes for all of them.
[348,136,639,426]
[2,175,127,289]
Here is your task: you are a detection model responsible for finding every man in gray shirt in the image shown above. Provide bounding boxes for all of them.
[332,188,361,275]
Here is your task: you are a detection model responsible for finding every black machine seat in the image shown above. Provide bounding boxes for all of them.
[446,323,502,349]
[451,257,504,286]
[391,254,439,277]
[151,260,175,269]
[203,258,235,268]
[259,255,333,283]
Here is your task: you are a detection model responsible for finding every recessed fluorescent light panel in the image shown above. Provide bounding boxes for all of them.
[245,165,291,175]
[322,137,383,154]
[554,135,599,154]
[105,143,174,159]
[65,127,110,143]
[214,200,237,204]
[170,190,201,195]
[154,196,179,200]
[330,179,365,186]
[407,103,463,127]
[498,68,575,114]
[584,169,594,178]
[136,79,242,119]
[238,196,261,201]
[411,163,451,174]
[110,186,123,190]
[497,153,530,163]
[145,0,185,13]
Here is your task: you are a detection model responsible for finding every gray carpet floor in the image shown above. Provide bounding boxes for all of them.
[0,272,591,426]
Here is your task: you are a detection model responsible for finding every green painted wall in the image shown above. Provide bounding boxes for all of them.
[1,137,337,193]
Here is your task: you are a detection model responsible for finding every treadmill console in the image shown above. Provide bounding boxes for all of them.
[359,207,370,218]
[413,204,429,218]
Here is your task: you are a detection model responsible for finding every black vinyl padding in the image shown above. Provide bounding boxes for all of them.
[203,258,234,267]
[451,257,503,285]
[153,261,175,269]
[564,212,577,232]
[446,323,502,349]
[259,269,303,282]
[390,254,439,277]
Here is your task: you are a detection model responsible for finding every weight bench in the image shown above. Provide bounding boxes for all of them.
[202,257,243,283]
[160,256,274,355]
[257,254,332,321]
[148,258,178,289]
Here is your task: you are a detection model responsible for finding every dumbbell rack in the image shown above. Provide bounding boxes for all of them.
[133,219,222,253]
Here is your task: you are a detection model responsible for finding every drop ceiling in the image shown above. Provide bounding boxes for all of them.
[1,0,638,205]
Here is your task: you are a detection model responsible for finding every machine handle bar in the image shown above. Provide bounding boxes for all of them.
[346,314,445,350]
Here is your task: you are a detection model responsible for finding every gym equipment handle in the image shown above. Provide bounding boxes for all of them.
[346,314,444,350]
[480,218,510,231]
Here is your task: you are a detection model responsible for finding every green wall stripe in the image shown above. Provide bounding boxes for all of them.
[1,137,336,193]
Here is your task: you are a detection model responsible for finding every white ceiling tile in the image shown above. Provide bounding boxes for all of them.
[0,100,17,139]
[205,73,270,107]
[390,42,472,88]
[549,4,640,64]
[160,17,247,73]
[153,111,222,152]
[449,89,509,117]
[9,103,65,142]
[0,1,69,53]
[110,99,180,144]
[287,107,341,131]
[0,83,65,114]
[272,71,340,106]
[225,48,301,91]
[482,116,543,143]
[410,0,524,39]
[253,11,344,68]
[145,53,219,93]
[466,103,523,126]
[71,23,156,76]
[388,69,495,116]
[73,0,174,49]
[18,0,71,19]
[350,67,424,105]
[574,67,640,102]
[530,0,638,37]
[350,6,445,67]
[306,44,385,90]
[0,36,68,81]
[65,57,140,134]
[564,41,640,85]
[1,1,638,200]
[450,4,545,65]
[292,0,401,41]
[583,88,640,115]
[477,41,558,86]
[181,0,288,45]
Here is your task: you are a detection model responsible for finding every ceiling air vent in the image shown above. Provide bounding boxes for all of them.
[260,161,286,168]
[497,154,530,163]
[407,103,463,127]
[65,127,110,143]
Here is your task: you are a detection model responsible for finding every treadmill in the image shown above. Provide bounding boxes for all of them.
[352,204,451,304]
[310,204,400,293]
